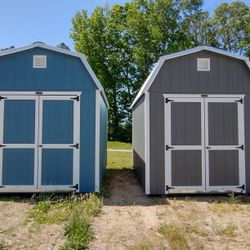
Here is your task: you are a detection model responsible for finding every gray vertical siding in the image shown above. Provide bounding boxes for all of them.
[147,51,250,194]
[171,102,201,145]
[208,103,238,145]
[132,96,146,189]
[209,150,239,186]
[172,150,202,186]
[149,93,165,194]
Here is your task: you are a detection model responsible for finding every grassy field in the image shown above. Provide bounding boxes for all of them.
[108,141,132,149]
[107,151,132,170]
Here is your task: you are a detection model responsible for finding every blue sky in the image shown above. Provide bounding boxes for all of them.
[0,0,249,51]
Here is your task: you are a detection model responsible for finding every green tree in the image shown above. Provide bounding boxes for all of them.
[209,1,250,55]
[178,0,211,48]
[71,0,180,141]
[70,0,250,141]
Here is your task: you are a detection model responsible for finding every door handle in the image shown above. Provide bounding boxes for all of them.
[206,146,211,149]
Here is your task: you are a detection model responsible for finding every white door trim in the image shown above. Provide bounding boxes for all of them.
[204,97,246,192]
[0,96,39,189]
[164,96,205,193]
[145,92,150,194]
[95,90,100,192]
[164,94,245,193]
[38,95,80,192]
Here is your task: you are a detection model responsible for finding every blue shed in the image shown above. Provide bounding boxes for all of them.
[0,42,108,193]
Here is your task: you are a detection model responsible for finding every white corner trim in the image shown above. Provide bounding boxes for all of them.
[145,92,150,194]
[95,90,101,192]
[0,43,109,109]
[131,46,250,108]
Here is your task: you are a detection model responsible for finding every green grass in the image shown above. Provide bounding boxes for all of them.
[107,151,132,170]
[108,141,132,150]
[61,195,102,250]
[29,194,102,249]
[159,224,189,250]
[0,243,8,250]
[216,225,236,237]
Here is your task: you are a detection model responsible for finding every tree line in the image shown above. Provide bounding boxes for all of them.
[71,0,248,142]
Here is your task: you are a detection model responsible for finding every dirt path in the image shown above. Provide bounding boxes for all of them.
[0,198,66,250]
[90,170,168,250]
[90,170,250,250]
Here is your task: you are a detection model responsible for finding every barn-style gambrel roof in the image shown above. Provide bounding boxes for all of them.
[0,42,109,108]
[131,46,250,108]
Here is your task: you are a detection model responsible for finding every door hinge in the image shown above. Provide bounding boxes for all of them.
[35,91,43,95]
[0,96,7,101]
[236,184,245,192]
[166,145,175,151]
[201,94,208,97]
[165,98,174,103]
[166,185,175,192]
[235,98,243,104]
[236,145,244,150]
[0,145,6,148]
[70,143,79,149]
[71,96,79,102]
[70,184,79,190]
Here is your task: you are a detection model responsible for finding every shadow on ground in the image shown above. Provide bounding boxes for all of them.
[103,168,250,206]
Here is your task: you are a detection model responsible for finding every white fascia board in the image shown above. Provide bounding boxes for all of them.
[95,90,101,192]
[130,59,164,109]
[0,43,110,108]
[130,46,250,109]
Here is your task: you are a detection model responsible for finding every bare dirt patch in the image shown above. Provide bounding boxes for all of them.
[0,197,66,250]
[90,170,250,250]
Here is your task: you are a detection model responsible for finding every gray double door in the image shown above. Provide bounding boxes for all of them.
[0,94,80,192]
[164,96,245,193]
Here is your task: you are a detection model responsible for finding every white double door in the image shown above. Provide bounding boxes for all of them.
[0,94,80,192]
[165,95,245,193]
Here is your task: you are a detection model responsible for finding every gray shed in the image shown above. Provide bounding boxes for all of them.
[131,46,250,195]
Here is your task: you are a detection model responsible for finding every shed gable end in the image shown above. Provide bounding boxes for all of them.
[0,47,97,91]
[149,51,250,94]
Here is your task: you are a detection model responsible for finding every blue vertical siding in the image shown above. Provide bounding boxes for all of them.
[42,100,73,144]
[0,48,96,90]
[99,96,108,183]
[0,47,107,193]
[2,149,34,185]
[79,91,96,192]
[4,100,36,144]
[42,149,73,185]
